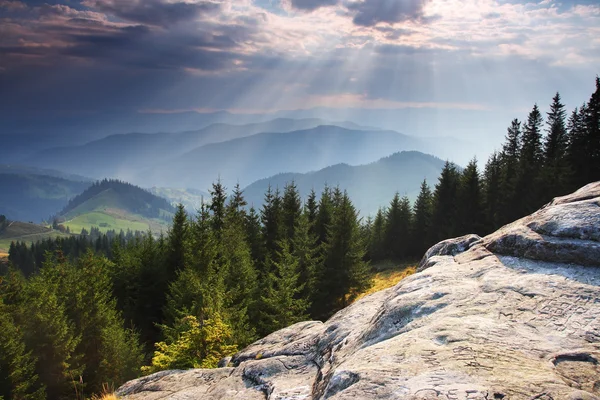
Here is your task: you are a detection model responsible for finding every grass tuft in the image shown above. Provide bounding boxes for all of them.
[90,383,118,400]
[355,262,417,301]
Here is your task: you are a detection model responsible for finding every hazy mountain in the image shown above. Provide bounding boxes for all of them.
[138,126,434,192]
[23,118,372,181]
[0,164,92,182]
[148,187,210,213]
[243,151,446,216]
[0,173,91,223]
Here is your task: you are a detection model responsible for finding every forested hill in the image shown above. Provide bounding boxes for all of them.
[58,179,176,221]
[242,151,446,215]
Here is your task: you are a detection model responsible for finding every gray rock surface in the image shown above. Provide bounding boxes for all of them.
[118,182,600,399]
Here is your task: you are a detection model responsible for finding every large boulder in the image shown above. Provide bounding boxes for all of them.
[118,182,600,399]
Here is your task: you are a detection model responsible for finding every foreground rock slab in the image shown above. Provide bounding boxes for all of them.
[118,182,600,399]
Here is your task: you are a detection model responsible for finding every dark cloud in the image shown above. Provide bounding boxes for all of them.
[81,0,221,27]
[289,0,339,11]
[346,0,429,26]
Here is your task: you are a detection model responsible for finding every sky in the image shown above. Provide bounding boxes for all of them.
[1,0,599,152]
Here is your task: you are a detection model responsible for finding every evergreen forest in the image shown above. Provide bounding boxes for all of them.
[1,78,599,400]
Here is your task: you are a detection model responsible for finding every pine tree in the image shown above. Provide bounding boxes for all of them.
[44,253,143,394]
[260,240,310,333]
[498,119,522,225]
[456,159,484,236]
[566,105,588,190]
[411,180,433,258]
[483,152,502,232]
[584,77,600,183]
[0,298,45,400]
[245,207,264,265]
[541,92,570,199]
[312,192,371,320]
[384,194,412,260]
[369,208,386,262]
[167,204,188,279]
[209,180,228,236]
[261,185,283,265]
[17,259,83,400]
[293,212,319,303]
[517,104,544,213]
[281,182,302,245]
[315,186,334,246]
[305,189,319,236]
[430,162,461,243]
[220,213,259,346]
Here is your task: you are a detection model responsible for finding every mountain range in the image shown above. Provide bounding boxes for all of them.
[137,125,435,191]
[23,119,373,181]
[242,151,446,215]
[0,171,90,222]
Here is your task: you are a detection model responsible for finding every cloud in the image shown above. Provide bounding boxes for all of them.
[346,0,430,26]
[80,0,222,27]
[288,0,339,11]
[0,0,27,11]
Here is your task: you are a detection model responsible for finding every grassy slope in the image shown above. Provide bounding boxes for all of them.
[62,189,170,234]
[0,221,71,252]
[355,261,417,302]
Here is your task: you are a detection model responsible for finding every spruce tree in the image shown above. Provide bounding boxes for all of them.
[260,240,310,333]
[456,159,484,236]
[18,260,83,400]
[0,298,45,400]
[281,182,302,245]
[315,186,334,246]
[566,105,588,190]
[261,185,283,265]
[293,212,319,304]
[498,119,522,225]
[305,189,319,236]
[518,104,544,213]
[369,208,386,262]
[220,212,259,346]
[384,194,413,260]
[209,180,228,236]
[430,162,461,243]
[227,183,247,219]
[312,192,370,320]
[411,180,433,258]
[244,207,264,265]
[167,204,188,279]
[584,77,600,183]
[483,152,502,232]
[541,92,569,199]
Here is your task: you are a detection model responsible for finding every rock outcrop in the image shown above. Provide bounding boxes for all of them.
[118,182,600,399]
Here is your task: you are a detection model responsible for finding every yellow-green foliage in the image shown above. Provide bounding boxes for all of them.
[142,314,238,374]
[354,264,416,301]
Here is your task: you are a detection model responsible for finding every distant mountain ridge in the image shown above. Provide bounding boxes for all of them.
[242,151,447,215]
[23,118,373,181]
[0,172,91,222]
[138,125,432,191]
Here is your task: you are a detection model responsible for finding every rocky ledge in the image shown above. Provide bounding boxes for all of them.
[118,182,600,399]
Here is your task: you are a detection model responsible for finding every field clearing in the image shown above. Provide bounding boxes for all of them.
[0,231,72,252]
[355,261,417,301]
[63,211,169,234]
[64,212,150,233]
